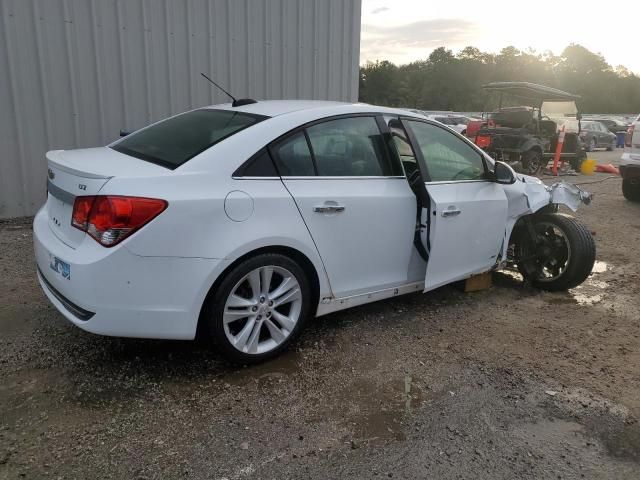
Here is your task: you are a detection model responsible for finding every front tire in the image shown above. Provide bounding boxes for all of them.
[622,178,640,202]
[522,149,543,175]
[516,214,596,291]
[203,253,312,363]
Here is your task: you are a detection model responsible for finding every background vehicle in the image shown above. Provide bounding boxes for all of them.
[592,117,629,134]
[34,101,595,363]
[620,114,640,201]
[468,82,586,175]
[424,114,471,135]
[580,120,617,151]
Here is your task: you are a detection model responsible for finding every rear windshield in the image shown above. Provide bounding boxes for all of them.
[112,109,267,169]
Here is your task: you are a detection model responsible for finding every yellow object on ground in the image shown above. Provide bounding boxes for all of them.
[465,272,492,292]
[580,158,597,175]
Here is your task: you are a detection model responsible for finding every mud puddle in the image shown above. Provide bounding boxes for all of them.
[568,260,610,305]
[324,374,431,445]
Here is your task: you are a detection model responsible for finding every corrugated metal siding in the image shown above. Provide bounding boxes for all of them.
[0,0,362,218]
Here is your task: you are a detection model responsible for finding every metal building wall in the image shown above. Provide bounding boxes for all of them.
[0,0,362,218]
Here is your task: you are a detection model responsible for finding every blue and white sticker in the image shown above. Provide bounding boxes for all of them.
[49,254,71,280]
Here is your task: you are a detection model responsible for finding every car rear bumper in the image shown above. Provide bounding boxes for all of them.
[33,206,226,340]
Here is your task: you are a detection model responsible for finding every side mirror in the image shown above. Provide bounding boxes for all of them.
[120,129,132,137]
[494,161,517,185]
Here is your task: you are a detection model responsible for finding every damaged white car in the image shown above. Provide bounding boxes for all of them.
[34,100,595,363]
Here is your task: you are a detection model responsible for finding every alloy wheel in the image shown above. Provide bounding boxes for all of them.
[223,265,302,354]
[531,222,572,282]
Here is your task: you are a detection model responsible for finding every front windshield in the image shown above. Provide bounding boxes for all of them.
[541,101,578,117]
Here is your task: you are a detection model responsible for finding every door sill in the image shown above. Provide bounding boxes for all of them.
[316,281,424,316]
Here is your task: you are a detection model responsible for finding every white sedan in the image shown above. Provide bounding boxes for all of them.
[34,100,596,363]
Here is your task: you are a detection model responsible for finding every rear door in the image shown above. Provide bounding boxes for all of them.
[272,115,418,298]
[595,123,606,146]
[401,119,508,291]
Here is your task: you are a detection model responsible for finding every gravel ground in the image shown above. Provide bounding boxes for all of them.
[1,150,639,479]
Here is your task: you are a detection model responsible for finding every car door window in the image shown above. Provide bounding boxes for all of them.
[271,132,316,176]
[306,117,399,176]
[387,117,418,177]
[405,120,486,182]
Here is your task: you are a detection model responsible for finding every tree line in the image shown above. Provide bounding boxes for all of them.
[359,44,640,114]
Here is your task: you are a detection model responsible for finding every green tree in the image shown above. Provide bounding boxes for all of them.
[358,44,640,114]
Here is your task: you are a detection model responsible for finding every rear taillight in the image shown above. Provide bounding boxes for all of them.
[475,135,492,148]
[626,125,635,147]
[71,195,167,247]
[71,196,96,230]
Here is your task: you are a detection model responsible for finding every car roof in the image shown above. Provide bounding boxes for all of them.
[204,100,420,118]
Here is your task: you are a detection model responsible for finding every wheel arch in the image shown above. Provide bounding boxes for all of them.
[518,137,544,154]
[196,245,322,339]
[528,144,543,154]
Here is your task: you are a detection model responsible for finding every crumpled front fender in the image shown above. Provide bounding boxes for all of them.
[548,182,593,212]
[507,174,592,215]
[499,174,592,261]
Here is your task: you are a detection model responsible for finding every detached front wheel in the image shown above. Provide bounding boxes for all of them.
[515,214,596,291]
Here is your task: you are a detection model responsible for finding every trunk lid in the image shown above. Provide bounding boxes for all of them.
[45,147,167,248]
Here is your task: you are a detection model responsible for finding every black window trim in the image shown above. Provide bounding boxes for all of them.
[399,116,491,184]
[383,114,421,178]
[302,129,320,176]
[111,109,270,170]
[232,147,280,179]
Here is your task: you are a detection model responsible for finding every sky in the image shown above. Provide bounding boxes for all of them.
[360,0,640,73]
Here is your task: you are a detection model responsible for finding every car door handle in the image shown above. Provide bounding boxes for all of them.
[442,208,462,217]
[313,205,345,213]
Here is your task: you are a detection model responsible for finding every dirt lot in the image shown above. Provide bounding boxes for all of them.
[1,150,639,479]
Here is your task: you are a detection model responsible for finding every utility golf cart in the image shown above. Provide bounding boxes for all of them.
[466,82,586,175]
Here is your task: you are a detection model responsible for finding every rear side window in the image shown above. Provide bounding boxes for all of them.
[306,116,399,176]
[234,149,278,177]
[112,109,267,169]
[271,132,316,176]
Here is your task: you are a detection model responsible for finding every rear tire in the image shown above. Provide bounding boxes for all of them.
[516,214,596,291]
[203,253,312,364]
[622,178,640,202]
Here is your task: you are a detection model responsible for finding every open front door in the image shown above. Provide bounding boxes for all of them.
[400,119,508,292]
[423,182,507,291]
